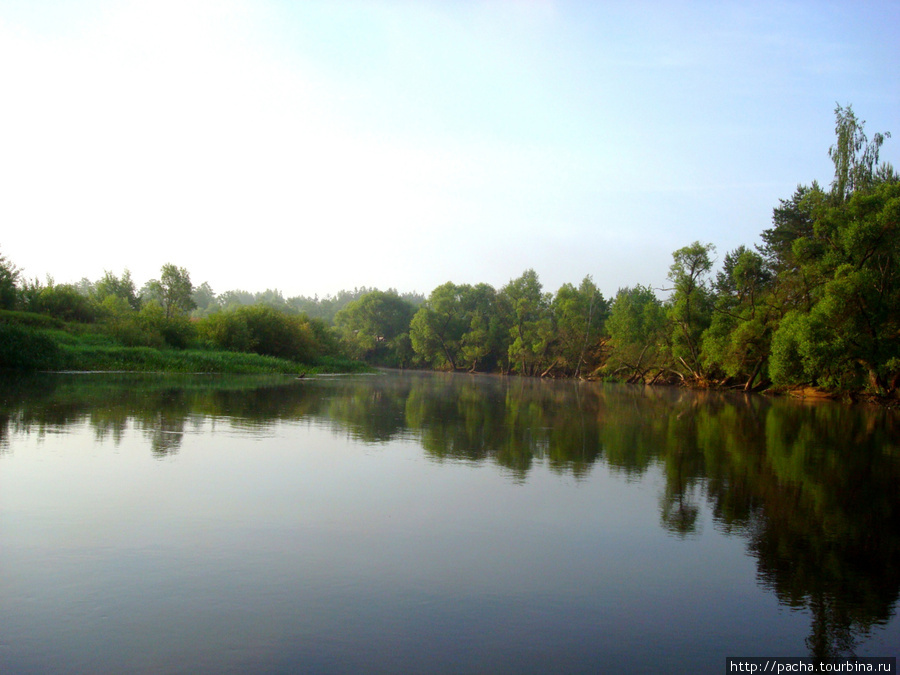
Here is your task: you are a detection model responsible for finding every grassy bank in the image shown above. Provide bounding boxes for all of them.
[0,314,368,375]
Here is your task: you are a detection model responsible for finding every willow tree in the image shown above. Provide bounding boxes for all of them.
[769,180,900,392]
[552,276,608,377]
[701,246,775,390]
[768,106,900,393]
[666,241,716,381]
[459,283,506,372]
[334,290,416,367]
[410,282,470,370]
[605,284,668,383]
[501,270,553,376]
[829,104,893,203]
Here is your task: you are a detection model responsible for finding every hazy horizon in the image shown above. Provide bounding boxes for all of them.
[2,0,897,301]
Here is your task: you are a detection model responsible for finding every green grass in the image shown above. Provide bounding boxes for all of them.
[0,322,62,370]
[1,316,369,375]
[57,343,308,374]
[0,309,65,329]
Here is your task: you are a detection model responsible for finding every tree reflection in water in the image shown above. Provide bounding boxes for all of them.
[1,370,897,657]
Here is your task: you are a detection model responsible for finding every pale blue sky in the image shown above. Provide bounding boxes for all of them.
[1,0,897,300]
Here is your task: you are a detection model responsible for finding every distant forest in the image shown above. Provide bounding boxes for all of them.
[1,105,898,398]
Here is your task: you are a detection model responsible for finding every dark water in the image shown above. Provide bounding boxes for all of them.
[1,371,898,673]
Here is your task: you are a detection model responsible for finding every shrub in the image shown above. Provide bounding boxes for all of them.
[197,305,324,362]
[122,301,196,348]
[34,284,100,323]
[0,322,62,370]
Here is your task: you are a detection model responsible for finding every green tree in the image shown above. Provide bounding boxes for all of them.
[411,282,511,373]
[334,290,416,367]
[18,277,45,313]
[459,283,507,372]
[410,282,470,370]
[769,181,900,392]
[0,247,20,309]
[701,246,775,390]
[146,264,196,320]
[666,242,716,381]
[828,103,893,202]
[605,284,668,383]
[255,288,288,309]
[760,183,828,313]
[218,289,256,309]
[500,269,553,376]
[95,269,140,310]
[287,287,381,324]
[552,276,609,377]
[191,281,218,316]
[765,106,899,393]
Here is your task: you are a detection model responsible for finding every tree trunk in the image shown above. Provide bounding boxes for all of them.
[540,359,558,378]
[744,357,765,392]
[575,292,596,379]
[437,335,457,371]
[860,359,885,393]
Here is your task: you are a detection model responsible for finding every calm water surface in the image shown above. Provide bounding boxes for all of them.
[1,371,898,673]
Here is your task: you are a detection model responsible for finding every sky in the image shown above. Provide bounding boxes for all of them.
[1,0,898,301]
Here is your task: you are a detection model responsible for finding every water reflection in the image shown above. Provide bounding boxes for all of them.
[1,370,898,659]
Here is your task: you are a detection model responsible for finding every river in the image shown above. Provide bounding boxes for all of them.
[1,371,897,673]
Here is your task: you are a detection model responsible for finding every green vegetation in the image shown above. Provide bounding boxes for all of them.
[0,310,365,375]
[410,281,507,373]
[408,104,896,400]
[2,104,897,397]
[334,289,416,367]
[198,304,335,362]
[401,104,899,399]
[0,322,62,370]
[0,261,366,375]
[604,284,667,383]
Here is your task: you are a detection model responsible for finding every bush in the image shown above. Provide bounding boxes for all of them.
[34,284,100,323]
[199,309,255,353]
[117,301,196,348]
[158,317,195,349]
[197,305,324,362]
[0,322,62,370]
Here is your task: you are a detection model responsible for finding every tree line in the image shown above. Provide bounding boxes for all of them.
[1,105,897,395]
[0,261,349,366]
[334,105,900,397]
